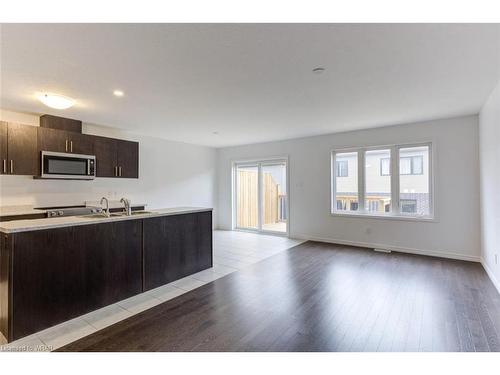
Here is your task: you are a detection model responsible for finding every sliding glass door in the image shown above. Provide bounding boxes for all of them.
[234,159,288,235]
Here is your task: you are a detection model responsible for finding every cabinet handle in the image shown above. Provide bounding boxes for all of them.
[119,166,122,177]
[10,160,13,174]
[65,139,68,152]
[2,159,6,174]
[115,166,118,177]
[70,140,73,153]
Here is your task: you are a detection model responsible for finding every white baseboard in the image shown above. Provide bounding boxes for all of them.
[481,259,500,295]
[291,233,481,262]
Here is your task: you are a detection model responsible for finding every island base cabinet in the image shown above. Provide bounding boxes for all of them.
[144,212,213,291]
[0,210,212,343]
[9,220,142,341]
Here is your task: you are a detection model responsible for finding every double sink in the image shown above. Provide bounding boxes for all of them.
[82,210,155,219]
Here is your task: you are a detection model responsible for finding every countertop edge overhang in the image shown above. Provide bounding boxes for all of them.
[0,207,213,234]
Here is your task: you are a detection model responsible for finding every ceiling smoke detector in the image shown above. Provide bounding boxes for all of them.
[312,67,325,74]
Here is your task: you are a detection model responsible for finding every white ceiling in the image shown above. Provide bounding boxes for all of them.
[1,24,499,147]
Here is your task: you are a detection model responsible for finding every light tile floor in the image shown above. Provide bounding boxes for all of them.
[262,221,287,233]
[0,230,303,352]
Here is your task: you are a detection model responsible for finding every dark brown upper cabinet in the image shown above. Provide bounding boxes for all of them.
[1,116,138,178]
[0,122,7,172]
[93,137,138,178]
[37,127,93,155]
[117,140,139,178]
[69,133,93,155]
[0,121,37,175]
[39,114,82,133]
[93,136,118,177]
[37,127,68,153]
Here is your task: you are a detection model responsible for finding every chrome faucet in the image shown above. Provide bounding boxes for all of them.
[120,197,131,216]
[100,197,110,217]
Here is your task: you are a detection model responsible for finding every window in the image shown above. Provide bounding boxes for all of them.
[399,146,430,216]
[401,199,417,213]
[400,155,423,175]
[336,160,348,177]
[368,201,379,211]
[366,149,391,212]
[336,200,344,210]
[333,152,358,212]
[380,157,390,176]
[332,143,432,219]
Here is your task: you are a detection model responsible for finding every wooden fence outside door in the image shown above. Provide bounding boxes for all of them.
[237,169,282,228]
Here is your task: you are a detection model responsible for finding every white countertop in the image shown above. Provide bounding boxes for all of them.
[0,207,212,233]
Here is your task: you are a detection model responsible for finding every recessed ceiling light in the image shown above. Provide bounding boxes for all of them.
[38,93,75,110]
[312,67,325,74]
[113,90,124,97]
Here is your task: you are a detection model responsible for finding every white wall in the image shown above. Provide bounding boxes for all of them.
[218,115,481,261]
[0,109,218,225]
[479,80,500,292]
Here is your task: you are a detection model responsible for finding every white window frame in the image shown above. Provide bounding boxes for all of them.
[331,142,435,222]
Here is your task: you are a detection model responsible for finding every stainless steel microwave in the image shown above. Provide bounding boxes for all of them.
[40,151,95,180]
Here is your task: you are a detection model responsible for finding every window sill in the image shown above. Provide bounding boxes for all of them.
[330,211,437,223]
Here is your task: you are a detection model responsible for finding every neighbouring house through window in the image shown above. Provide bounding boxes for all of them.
[380,157,391,176]
[332,144,432,218]
[336,160,348,177]
[400,155,423,175]
[401,199,417,213]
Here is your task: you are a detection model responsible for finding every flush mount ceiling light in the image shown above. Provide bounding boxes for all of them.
[312,67,325,74]
[113,90,124,97]
[38,93,75,109]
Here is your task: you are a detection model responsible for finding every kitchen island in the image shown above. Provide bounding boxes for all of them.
[0,207,213,343]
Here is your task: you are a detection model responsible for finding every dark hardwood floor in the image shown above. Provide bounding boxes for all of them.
[59,241,500,352]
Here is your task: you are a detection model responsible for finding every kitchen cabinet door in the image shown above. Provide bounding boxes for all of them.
[143,212,213,291]
[117,139,139,178]
[68,133,94,155]
[37,127,69,153]
[0,122,7,174]
[7,123,38,175]
[143,215,183,289]
[93,136,118,177]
